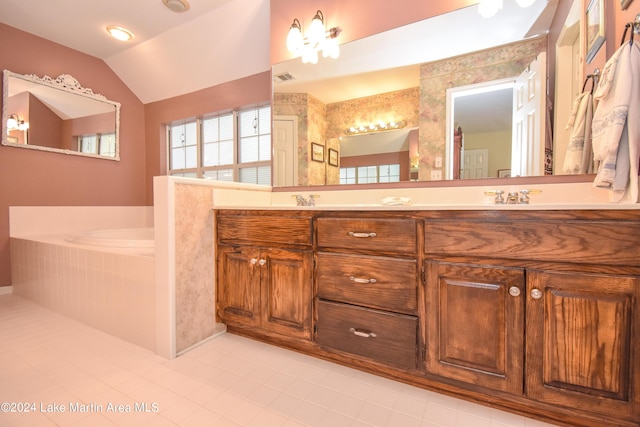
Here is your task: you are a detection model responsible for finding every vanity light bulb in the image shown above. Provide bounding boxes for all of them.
[478,0,503,18]
[307,11,326,46]
[323,38,340,59]
[516,0,535,7]
[286,24,303,53]
[6,117,18,130]
[302,48,318,64]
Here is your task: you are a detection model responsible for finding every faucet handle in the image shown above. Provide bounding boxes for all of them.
[307,194,319,206]
[484,190,505,204]
[519,189,542,204]
[292,194,307,206]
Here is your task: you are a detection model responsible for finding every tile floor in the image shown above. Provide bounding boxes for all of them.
[0,294,559,427]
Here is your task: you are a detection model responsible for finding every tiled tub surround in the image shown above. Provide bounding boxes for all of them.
[10,236,156,351]
[9,206,156,352]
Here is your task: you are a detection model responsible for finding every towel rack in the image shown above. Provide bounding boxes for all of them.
[620,13,640,45]
[581,68,600,93]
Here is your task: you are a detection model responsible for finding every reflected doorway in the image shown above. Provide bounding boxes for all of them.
[446,78,515,179]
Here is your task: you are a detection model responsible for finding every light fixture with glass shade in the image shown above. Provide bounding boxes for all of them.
[106,25,134,41]
[6,114,29,132]
[286,10,341,64]
[478,0,536,18]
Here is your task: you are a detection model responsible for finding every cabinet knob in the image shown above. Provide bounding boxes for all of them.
[530,288,543,299]
[508,286,521,297]
[259,259,266,266]
[349,328,377,338]
[250,258,258,265]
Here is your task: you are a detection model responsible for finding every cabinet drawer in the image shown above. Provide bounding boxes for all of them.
[316,300,418,369]
[317,218,416,253]
[317,252,417,314]
[217,213,312,246]
[424,220,640,265]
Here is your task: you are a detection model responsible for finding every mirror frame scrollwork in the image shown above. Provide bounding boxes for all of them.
[2,69,121,161]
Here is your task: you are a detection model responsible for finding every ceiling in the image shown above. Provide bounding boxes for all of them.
[0,0,271,103]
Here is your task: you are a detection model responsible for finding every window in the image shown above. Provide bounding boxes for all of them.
[78,133,117,157]
[339,164,400,184]
[168,105,271,185]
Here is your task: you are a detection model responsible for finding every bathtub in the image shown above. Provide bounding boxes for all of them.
[11,228,156,352]
[66,227,154,255]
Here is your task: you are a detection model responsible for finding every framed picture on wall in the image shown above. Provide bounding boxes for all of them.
[311,142,324,163]
[498,169,511,178]
[328,148,339,167]
[585,0,605,63]
[620,0,634,10]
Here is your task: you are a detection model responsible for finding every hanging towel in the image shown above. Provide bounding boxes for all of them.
[563,91,594,174]
[591,40,640,202]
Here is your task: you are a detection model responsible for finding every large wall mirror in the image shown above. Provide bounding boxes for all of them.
[272,0,586,187]
[2,70,120,160]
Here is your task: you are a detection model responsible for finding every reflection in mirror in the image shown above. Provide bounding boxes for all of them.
[272,1,573,187]
[447,79,514,180]
[338,128,418,185]
[2,70,120,160]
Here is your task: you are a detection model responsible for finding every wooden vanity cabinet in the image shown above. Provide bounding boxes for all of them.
[526,270,640,422]
[215,208,640,426]
[215,211,314,340]
[423,211,640,425]
[425,261,525,394]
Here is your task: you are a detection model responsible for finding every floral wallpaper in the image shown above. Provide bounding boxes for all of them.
[418,35,548,180]
[325,87,420,139]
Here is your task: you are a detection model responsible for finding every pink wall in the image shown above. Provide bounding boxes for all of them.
[28,94,64,149]
[0,23,146,287]
[270,0,478,64]
[143,71,272,202]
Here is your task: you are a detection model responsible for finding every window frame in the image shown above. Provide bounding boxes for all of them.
[167,105,272,184]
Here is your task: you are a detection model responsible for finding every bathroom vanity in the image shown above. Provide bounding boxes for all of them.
[215,208,640,427]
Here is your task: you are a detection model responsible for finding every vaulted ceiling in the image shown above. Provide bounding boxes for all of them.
[0,0,271,103]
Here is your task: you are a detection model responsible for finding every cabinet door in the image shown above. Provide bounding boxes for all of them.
[217,245,261,328]
[425,262,525,394]
[261,248,313,340]
[526,270,640,422]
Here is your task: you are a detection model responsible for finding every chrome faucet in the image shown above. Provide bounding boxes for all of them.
[506,192,519,204]
[293,195,319,206]
[485,189,541,204]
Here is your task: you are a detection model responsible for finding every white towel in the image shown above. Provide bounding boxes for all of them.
[591,41,638,199]
[563,91,593,174]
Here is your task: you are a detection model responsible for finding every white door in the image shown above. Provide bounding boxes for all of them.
[462,148,489,179]
[512,52,547,177]
[553,0,582,174]
[273,116,297,186]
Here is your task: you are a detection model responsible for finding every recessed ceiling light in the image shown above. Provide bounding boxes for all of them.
[106,25,134,41]
[163,0,190,13]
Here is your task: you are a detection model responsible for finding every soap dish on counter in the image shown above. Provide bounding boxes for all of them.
[381,197,412,206]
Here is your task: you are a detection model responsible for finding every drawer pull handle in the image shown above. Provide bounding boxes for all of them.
[349,276,377,284]
[349,328,377,338]
[348,231,377,238]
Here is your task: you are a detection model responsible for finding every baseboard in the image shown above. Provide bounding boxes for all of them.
[0,286,13,295]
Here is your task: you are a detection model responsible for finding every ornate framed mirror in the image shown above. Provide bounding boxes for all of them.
[2,69,121,160]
